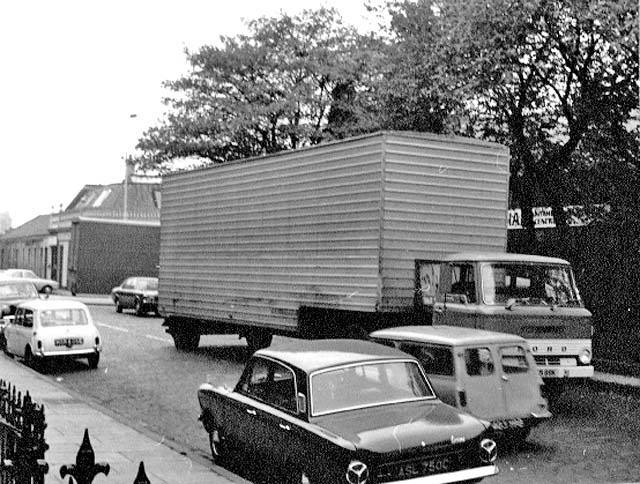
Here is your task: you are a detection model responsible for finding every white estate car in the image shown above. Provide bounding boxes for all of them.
[3,299,101,369]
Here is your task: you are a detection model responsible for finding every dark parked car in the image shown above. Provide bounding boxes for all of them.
[198,339,498,483]
[0,279,40,350]
[110,277,159,316]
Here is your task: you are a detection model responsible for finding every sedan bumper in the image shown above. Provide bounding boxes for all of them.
[385,464,498,483]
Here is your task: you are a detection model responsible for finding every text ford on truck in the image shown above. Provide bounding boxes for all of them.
[158,131,592,382]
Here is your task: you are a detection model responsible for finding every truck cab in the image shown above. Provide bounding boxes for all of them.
[416,252,594,382]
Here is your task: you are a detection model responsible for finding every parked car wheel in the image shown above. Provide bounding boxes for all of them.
[42,285,53,295]
[87,352,100,369]
[134,298,144,316]
[24,346,39,369]
[115,298,123,313]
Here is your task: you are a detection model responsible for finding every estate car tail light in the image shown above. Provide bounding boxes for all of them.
[95,336,101,346]
[37,340,42,350]
[346,460,369,484]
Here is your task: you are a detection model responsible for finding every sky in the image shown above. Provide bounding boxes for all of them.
[0,0,380,228]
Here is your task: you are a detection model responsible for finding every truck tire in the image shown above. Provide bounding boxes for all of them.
[245,331,273,353]
[172,331,200,351]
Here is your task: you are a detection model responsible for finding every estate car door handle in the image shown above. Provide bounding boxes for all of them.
[246,409,257,416]
[279,423,291,431]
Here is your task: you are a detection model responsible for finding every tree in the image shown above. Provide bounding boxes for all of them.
[380,0,638,238]
[135,8,381,173]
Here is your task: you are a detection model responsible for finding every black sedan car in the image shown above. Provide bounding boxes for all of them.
[0,279,40,350]
[198,339,498,484]
[110,277,159,316]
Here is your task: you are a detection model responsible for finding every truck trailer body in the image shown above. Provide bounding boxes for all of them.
[159,131,509,349]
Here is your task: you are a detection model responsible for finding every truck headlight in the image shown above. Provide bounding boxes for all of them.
[579,348,592,365]
[346,461,368,484]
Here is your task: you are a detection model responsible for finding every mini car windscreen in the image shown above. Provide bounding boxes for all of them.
[40,309,89,327]
[138,279,158,290]
[0,282,39,298]
[311,360,434,416]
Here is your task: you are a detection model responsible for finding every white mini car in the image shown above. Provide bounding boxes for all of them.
[3,299,102,369]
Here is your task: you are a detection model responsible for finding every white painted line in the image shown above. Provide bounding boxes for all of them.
[96,322,130,333]
[145,334,172,343]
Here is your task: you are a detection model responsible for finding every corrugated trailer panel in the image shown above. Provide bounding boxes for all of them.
[159,135,386,331]
[378,132,510,311]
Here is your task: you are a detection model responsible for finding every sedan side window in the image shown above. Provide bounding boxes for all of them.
[237,358,297,413]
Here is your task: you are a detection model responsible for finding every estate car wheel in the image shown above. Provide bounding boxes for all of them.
[87,352,100,369]
[115,298,123,313]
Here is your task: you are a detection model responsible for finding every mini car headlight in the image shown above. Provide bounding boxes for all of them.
[579,348,592,365]
[346,460,369,484]
[480,438,498,464]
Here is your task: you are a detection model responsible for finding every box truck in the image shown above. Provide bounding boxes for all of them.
[159,131,592,381]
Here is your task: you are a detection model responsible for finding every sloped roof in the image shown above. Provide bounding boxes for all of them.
[0,214,51,241]
[65,182,161,219]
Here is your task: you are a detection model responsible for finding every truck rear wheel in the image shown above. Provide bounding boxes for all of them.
[172,332,200,351]
[245,331,272,353]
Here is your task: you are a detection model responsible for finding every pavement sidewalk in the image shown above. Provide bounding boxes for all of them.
[0,354,249,484]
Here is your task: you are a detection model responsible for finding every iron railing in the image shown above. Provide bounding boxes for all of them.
[1,380,152,484]
[0,379,49,484]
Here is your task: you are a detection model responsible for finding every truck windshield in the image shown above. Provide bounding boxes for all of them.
[481,263,582,306]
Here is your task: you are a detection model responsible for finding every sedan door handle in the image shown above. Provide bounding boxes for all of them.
[279,423,291,431]
[246,409,257,416]
[501,375,509,381]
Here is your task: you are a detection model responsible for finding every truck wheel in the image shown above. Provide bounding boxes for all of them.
[172,332,200,351]
[245,331,273,353]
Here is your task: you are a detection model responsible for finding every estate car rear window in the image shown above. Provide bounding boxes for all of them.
[311,360,434,416]
[40,309,89,327]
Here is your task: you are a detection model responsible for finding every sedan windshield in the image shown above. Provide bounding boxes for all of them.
[481,263,582,306]
[311,360,434,416]
[40,309,89,327]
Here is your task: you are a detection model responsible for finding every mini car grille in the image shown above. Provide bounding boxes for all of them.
[534,355,577,366]
[54,337,84,347]
[374,450,465,482]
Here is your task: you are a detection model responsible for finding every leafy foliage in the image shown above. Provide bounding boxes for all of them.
[380,0,638,228]
[135,8,381,172]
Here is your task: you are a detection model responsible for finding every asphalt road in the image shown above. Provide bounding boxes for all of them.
[32,305,640,484]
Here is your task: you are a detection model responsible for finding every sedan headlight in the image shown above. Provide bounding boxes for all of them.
[579,348,592,365]
[346,461,368,484]
[480,438,498,464]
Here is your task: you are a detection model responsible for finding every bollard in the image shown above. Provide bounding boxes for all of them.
[60,428,110,484]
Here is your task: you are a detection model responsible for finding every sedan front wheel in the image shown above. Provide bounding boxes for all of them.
[115,297,123,313]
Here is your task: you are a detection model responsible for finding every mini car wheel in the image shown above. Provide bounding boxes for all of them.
[134,298,144,316]
[24,346,40,370]
[87,352,100,369]
[115,298,123,313]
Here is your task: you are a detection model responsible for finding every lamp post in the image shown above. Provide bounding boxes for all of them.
[123,114,138,220]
